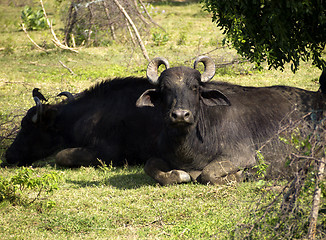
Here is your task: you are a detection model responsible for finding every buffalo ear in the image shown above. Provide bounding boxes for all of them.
[200,88,231,107]
[136,89,160,107]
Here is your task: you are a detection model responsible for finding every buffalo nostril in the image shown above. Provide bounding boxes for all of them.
[171,112,178,120]
[171,109,192,122]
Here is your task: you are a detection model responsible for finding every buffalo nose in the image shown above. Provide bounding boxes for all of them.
[170,109,192,123]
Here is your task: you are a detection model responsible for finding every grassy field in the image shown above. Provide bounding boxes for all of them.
[0,166,263,239]
[0,0,325,239]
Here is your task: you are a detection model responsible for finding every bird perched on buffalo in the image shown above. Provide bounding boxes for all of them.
[32,88,47,102]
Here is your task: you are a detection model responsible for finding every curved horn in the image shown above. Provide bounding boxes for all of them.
[32,96,43,123]
[193,56,216,82]
[146,57,170,85]
[57,91,75,102]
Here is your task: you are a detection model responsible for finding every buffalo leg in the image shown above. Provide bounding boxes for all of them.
[198,160,243,185]
[144,158,191,186]
[55,148,99,167]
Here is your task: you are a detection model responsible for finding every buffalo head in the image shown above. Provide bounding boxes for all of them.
[5,92,73,166]
[136,56,231,129]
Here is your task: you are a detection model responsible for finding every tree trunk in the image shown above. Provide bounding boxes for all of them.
[307,157,325,240]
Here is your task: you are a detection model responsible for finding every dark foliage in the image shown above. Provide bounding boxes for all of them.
[202,0,326,72]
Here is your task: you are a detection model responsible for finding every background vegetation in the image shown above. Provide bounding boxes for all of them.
[0,0,325,239]
[202,0,326,72]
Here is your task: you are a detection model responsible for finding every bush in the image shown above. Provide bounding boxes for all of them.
[0,167,61,206]
[152,30,169,46]
[202,0,326,72]
[21,6,48,31]
[233,119,326,239]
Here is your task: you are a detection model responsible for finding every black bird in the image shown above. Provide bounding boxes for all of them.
[32,88,47,102]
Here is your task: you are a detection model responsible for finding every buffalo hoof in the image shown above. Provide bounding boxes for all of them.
[169,169,191,183]
[199,170,243,185]
[143,158,191,185]
[199,161,242,185]
[159,170,191,186]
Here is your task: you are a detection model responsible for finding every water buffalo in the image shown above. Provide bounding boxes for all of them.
[5,77,163,167]
[136,56,326,185]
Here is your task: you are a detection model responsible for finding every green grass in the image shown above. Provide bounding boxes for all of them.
[0,0,325,239]
[0,165,263,239]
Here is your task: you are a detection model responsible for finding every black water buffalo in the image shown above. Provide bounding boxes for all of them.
[136,56,326,185]
[5,77,163,167]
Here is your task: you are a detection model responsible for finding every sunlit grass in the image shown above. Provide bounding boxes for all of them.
[0,165,264,239]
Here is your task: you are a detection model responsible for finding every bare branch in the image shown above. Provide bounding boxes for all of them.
[102,1,117,40]
[307,158,325,239]
[0,114,23,150]
[71,33,76,48]
[87,4,95,46]
[21,23,48,52]
[137,0,166,32]
[132,0,150,25]
[40,0,79,53]
[112,0,150,61]
[184,44,233,64]
[58,60,76,75]
[125,19,137,46]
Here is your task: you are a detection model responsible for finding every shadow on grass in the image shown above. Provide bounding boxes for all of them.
[66,172,157,190]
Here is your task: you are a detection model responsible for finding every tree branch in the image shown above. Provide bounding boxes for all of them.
[58,60,76,75]
[40,0,78,53]
[137,0,166,32]
[102,1,117,41]
[112,0,150,61]
[21,23,48,52]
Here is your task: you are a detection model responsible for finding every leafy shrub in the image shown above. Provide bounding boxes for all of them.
[253,151,268,178]
[0,167,61,206]
[233,120,326,239]
[152,31,169,46]
[21,6,48,31]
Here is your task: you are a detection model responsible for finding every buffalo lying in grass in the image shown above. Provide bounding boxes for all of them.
[5,58,325,186]
[5,77,163,167]
[136,56,326,185]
